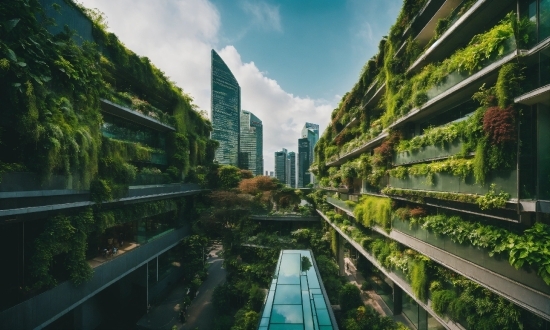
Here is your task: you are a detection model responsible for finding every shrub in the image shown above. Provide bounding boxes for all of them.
[339,283,363,313]
[483,106,517,145]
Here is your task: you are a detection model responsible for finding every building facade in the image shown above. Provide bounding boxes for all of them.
[298,124,318,187]
[315,0,550,328]
[274,148,287,183]
[286,151,296,188]
[0,1,212,329]
[211,49,241,166]
[298,138,311,188]
[239,110,263,175]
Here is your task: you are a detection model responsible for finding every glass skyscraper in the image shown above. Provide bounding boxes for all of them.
[298,122,319,187]
[274,148,287,183]
[298,138,310,188]
[239,110,263,176]
[211,49,240,166]
[287,151,296,188]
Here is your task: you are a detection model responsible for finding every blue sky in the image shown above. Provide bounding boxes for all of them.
[79,0,402,171]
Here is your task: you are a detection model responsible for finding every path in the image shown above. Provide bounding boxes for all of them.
[136,244,226,330]
[181,244,226,330]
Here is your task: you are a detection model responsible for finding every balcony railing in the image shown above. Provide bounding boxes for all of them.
[0,226,190,330]
[388,169,518,198]
[392,218,550,296]
[393,140,463,166]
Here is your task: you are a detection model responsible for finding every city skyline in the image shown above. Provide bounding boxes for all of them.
[78,0,402,171]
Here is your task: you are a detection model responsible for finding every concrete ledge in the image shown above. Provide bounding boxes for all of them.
[100,99,175,132]
[0,226,191,330]
[389,230,550,321]
[249,215,320,222]
[317,210,461,330]
[514,84,550,106]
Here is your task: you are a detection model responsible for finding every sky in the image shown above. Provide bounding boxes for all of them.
[79,0,402,172]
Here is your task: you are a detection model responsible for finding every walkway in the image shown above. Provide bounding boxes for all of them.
[344,257,414,329]
[136,244,226,330]
[181,244,225,330]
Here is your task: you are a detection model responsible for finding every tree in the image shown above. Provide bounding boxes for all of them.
[218,165,242,189]
[238,176,278,194]
[339,283,363,313]
[232,309,259,330]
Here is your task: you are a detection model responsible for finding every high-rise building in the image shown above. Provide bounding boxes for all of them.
[239,110,263,175]
[269,171,274,177]
[0,2,212,328]
[211,49,240,166]
[274,148,287,183]
[286,151,296,188]
[315,0,550,327]
[298,138,311,188]
[298,123,319,187]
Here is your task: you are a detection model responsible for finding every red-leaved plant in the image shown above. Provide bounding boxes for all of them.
[482,106,516,145]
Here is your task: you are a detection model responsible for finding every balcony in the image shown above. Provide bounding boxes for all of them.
[317,210,460,330]
[389,221,550,321]
[390,48,518,131]
[394,140,463,166]
[326,131,388,167]
[100,99,175,132]
[323,202,550,322]
[0,226,191,330]
[388,170,518,199]
[0,182,205,223]
[408,0,515,74]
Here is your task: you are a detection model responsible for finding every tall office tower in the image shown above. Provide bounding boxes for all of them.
[274,148,287,183]
[286,151,296,188]
[298,138,311,188]
[299,123,319,186]
[239,110,263,175]
[211,49,241,166]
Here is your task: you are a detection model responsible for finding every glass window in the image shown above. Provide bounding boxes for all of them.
[541,0,550,40]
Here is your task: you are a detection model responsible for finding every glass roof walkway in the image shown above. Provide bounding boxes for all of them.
[258,250,338,330]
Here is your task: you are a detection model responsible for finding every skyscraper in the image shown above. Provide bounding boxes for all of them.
[239,110,263,176]
[211,49,240,166]
[287,151,296,188]
[298,122,319,187]
[274,148,287,183]
[298,138,310,188]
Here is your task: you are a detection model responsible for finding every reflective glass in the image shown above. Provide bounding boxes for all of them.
[271,305,304,324]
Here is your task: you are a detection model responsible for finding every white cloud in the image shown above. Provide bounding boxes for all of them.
[240,0,282,32]
[217,46,332,171]
[79,0,332,172]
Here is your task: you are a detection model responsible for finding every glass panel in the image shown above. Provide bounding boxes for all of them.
[427,311,446,330]
[302,291,314,330]
[101,113,166,149]
[313,295,326,309]
[271,305,304,324]
[274,285,302,305]
[316,309,331,326]
[270,325,305,330]
[263,290,275,318]
[260,317,269,326]
[402,294,419,328]
[278,253,301,284]
[541,0,550,40]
